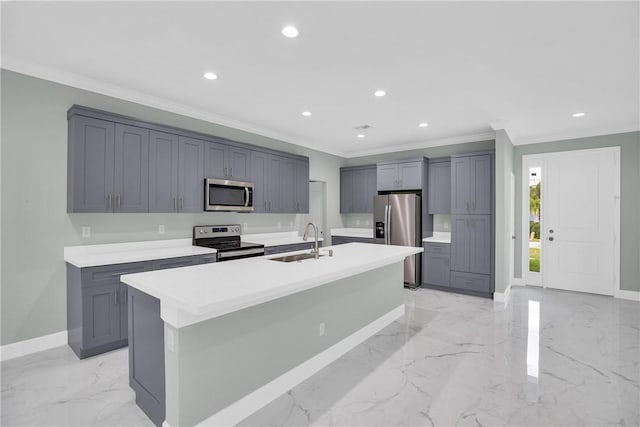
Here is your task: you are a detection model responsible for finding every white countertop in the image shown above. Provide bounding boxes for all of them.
[241,231,323,247]
[64,239,217,268]
[121,243,422,328]
[422,232,451,244]
[330,228,373,238]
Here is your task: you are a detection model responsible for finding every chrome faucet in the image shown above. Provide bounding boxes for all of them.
[303,222,320,259]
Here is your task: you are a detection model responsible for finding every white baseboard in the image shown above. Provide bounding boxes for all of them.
[512,278,525,287]
[0,331,67,362]
[493,284,511,304]
[192,304,405,427]
[615,290,640,302]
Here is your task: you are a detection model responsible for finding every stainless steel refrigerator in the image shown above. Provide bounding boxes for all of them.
[374,193,422,287]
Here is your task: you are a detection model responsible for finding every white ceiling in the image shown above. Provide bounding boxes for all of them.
[2,1,638,157]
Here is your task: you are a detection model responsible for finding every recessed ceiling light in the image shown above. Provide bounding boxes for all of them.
[357,134,366,138]
[301,111,312,117]
[203,72,218,80]
[418,123,429,127]
[374,90,386,97]
[282,26,299,38]
[572,112,585,117]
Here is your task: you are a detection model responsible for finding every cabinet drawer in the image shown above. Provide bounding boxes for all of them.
[153,256,201,271]
[450,271,491,293]
[264,242,315,256]
[83,261,148,285]
[198,254,217,264]
[423,243,450,255]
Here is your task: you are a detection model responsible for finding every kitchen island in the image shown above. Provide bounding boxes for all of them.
[121,242,422,427]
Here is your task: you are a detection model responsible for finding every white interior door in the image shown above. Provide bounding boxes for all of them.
[543,147,619,295]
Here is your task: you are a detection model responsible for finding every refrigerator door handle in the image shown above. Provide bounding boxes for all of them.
[386,204,392,245]
[384,204,389,245]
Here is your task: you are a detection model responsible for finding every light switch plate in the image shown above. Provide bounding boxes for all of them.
[158,224,165,234]
[81,227,90,238]
[319,322,326,337]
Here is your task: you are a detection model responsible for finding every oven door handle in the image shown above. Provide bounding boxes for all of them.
[244,187,250,207]
[218,248,265,259]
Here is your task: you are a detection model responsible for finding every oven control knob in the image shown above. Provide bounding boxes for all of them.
[199,229,203,234]
[234,226,239,232]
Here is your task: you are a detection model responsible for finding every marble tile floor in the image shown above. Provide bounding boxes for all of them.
[2,286,639,426]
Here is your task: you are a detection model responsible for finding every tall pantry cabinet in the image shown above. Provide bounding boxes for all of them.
[449,152,494,296]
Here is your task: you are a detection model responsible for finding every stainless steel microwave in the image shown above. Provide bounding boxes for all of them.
[204,178,254,212]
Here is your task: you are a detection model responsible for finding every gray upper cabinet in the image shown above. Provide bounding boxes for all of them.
[68,117,150,213]
[340,165,377,213]
[294,159,309,213]
[451,153,491,215]
[251,151,308,213]
[68,106,308,215]
[428,160,451,214]
[148,133,203,213]
[377,159,424,191]
[114,124,149,213]
[204,141,251,182]
[149,131,179,213]
[177,137,204,213]
[68,116,115,213]
[450,214,491,275]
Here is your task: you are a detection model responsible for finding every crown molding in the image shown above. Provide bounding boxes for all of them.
[1,56,346,158]
[512,124,640,146]
[342,131,497,158]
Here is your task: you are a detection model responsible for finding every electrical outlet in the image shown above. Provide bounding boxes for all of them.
[319,322,326,337]
[243,222,248,231]
[444,221,450,230]
[356,219,360,225]
[81,227,91,238]
[158,224,165,234]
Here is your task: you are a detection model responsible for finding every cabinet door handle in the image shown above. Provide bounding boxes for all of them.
[268,200,271,211]
[229,167,233,177]
[114,289,118,305]
[124,287,127,305]
[173,197,177,211]
[264,200,267,210]
[466,202,470,212]
[224,167,228,177]
[180,197,184,210]
[116,194,121,209]
[107,194,112,210]
[472,201,476,211]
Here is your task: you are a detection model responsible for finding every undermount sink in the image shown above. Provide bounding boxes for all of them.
[269,253,324,263]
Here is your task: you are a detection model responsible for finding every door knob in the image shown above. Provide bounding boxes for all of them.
[548,237,554,241]
[549,229,554,234]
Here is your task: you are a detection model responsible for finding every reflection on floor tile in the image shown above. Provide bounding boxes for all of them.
[2,287,639,426]
[239,287,640,426]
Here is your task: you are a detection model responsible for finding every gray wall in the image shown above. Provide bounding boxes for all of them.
[165,262,403,426]
[494,130,515,293]
[514,132,640,292]
[0,69,345,346]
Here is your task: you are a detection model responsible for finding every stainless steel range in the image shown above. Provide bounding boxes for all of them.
[193,225,264,262]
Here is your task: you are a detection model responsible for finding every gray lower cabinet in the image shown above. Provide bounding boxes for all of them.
[264,242,317,256]
[340,165,377,213]
[67,261,147,359]
[128,287,165,427]
[450,214,491,294]
[67,254,215,359]
[331,236,374,245]
[428,159,451,214]
[422,243,450,287]
[377,159,425,191]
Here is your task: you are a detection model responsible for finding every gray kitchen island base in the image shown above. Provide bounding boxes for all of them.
[128,262,405,427]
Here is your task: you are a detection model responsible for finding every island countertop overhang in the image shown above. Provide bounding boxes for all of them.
[120,243,422,328]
